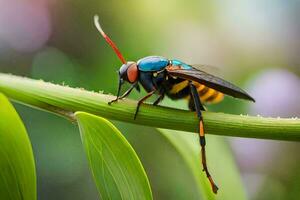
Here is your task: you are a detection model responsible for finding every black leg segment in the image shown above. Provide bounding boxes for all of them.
[108,78,123,105]
[119,84,136,99]
[153,89,165,106]
[153,93,164,106]
[109,83,138,104]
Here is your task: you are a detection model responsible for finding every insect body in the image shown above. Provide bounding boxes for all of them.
[94,15,255,194]
[137,56,229,109]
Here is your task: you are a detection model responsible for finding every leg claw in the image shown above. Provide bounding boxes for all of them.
[108,98,118,105]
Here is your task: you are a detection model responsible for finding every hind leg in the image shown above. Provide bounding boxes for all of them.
[188,95,205,111]
[189,81,218,194]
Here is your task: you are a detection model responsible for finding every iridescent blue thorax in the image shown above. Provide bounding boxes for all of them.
[137,56,169,71]
[170,59,192,70]
[137,56,192,72]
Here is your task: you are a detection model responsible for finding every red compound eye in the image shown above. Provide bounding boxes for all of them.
[127,63,138,83]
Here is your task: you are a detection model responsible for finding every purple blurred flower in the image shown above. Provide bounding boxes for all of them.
[249,69,300,117]
[0,0,51,52]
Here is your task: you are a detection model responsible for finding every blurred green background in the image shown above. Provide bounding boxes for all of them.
[0,0,299,199]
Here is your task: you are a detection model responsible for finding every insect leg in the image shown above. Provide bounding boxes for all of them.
[119,84,136,99]
[189,81,219,194]
[153,93,165,106]
[108,78,123,105]
[134,90,156,120]
[108,86,132,104]
[153,89,165,106]
[109,83,139,104]
[188,96,206,111]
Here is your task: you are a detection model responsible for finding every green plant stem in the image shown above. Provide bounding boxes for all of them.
[0,73,299,141]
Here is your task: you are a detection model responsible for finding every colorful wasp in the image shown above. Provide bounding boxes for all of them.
[94,15,255,194]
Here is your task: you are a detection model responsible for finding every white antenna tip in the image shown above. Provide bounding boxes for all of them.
[93,15,104,34]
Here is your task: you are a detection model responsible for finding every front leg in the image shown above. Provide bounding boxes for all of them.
[108,83,136,105]
[134,90,156,120]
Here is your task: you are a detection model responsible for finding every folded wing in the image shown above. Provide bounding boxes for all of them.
[166,67,255,102]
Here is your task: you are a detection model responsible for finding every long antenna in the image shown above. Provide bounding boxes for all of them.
[94,15,126,64]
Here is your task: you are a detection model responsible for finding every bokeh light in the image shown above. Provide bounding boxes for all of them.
[249,68,300,117]
[0,0,51,52]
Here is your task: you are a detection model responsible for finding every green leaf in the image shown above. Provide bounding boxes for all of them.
[75,111,152,200]
[158,129,247,200]
[0,93,36,200]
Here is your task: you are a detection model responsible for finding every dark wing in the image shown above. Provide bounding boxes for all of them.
[191,64,220,74]
[166,67,255,102]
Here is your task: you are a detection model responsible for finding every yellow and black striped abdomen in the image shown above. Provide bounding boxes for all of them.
[193,82,224,104]
[168,80,224,104]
